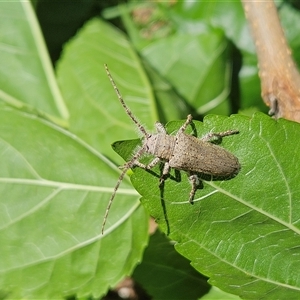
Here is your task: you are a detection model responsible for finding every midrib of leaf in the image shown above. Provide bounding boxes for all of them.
[196,62,231,114]
[195,38,228,108]
[0,90,25,109]
[0,177,138,194]
[0,109,135,189]
[260,133,292,223]
[0,136,42,179]
[21,1,69,120]
[2,107,127,174]
[0,200,141,271]
[197,236,300,292]
[0,178,138,232]
[207,182,300,235]
[178,217,300,292]
[0,187,63,230]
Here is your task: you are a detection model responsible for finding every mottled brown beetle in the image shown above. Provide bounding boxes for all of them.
[102,64,240,234]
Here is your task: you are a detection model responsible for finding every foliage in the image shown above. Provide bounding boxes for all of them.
[132,231,210,300]
[1,0,300,299]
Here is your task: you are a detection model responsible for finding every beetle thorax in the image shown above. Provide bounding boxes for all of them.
[144,133,175,160]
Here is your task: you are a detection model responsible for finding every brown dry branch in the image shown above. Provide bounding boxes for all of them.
[242,0,300,122]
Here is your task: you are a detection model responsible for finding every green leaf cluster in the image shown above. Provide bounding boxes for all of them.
[1,1,300,299]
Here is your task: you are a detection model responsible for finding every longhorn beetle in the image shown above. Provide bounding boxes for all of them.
[102,64,240,234]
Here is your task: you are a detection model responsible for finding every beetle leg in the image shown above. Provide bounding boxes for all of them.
[133,161,147,169]
[146,157,161,169]
[188,173,199,204]
[177,114,193,134]
[159,162,171,186]
[201,130,239,142]
[134,156,160,170]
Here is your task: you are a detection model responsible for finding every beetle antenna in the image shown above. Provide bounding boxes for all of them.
[104,64,149,138]
[101,146,145,234]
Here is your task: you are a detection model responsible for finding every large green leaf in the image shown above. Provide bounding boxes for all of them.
[0,3,149,298]
[0,107,148,298]
[0,1,68,125]
[115,112,300,299]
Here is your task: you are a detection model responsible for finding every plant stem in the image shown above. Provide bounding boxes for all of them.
[242,0,300,122]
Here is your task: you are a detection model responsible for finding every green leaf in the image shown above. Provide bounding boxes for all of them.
[133,230,210,300]
[141,60,190,122]
[170,1,253,53]
[202,287,240,300]
[115,113,300,299]
[0,107,148,299]
[0,1,68,125]
[141,30,231,115]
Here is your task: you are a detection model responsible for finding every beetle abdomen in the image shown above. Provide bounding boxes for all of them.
[168,133,240,177]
